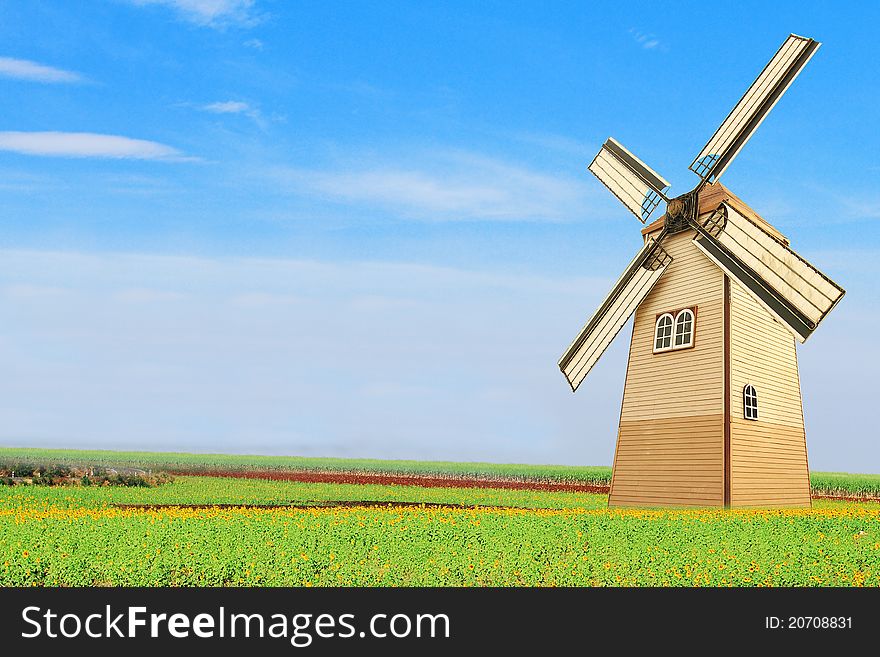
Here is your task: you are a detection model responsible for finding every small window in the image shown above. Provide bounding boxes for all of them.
[653,307,696,354]
[674,309,694,348]
[654,313,674,352]
[743,384,758,420]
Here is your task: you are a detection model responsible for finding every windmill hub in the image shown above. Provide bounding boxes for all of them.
[558,34,844,509]
[664,191,698,234]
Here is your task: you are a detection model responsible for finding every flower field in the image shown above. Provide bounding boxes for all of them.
[2,476,880,587]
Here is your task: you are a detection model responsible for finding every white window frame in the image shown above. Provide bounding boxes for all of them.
[653,307,697,354]
[653,313,675,353]
[673,308,695,349]
[743,384,758,420]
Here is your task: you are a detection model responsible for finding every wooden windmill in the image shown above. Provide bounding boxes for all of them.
[559,34,845,508]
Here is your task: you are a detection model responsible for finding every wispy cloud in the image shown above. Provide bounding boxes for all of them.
[130,0,261,28]
[200,100,266,128]
[202,100,247,113]
[242,38,264,50]
[0,57,82,83]
[272,151,593,222]
[629,28,661,50]
[0,131,191,161]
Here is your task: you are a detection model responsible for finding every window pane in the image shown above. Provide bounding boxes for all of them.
[674,310,693,347]
[743,385,758,420]
[655,315,673,350]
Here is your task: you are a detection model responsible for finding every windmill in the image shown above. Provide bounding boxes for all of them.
[559,34,845,507]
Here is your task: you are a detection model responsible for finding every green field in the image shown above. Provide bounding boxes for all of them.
[808,472,880,498]
[2,471,880,587]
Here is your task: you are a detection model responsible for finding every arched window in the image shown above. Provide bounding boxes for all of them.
[674,309,694,348]
[653,307,696,354]
[743,384,758,420]
[654,313,674,352]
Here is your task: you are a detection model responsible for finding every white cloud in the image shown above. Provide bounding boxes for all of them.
[0,57,82,83]
[200,100,266,128]
[131,0,260,28]
[629,28,662,50]
[273,151,594,222]
[242,38,264,50]
[0,131,189,160]
[202,100,251,114]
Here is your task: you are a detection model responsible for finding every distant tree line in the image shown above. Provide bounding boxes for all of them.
[0,463,173,487]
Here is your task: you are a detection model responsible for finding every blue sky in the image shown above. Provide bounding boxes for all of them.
[0,1,877,470]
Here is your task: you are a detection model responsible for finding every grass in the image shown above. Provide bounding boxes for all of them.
[1,477,878,587]
[809,472,880,498]
[0,475,610,510]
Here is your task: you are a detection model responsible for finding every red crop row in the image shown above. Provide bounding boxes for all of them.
[174,469,612,494]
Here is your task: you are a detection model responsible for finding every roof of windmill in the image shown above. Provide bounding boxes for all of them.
[641,181,789,245]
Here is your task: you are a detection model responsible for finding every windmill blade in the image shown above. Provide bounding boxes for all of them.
[693,203,845,342]
[690,34,821,182]
[588,137,670,223]
[559,235,672,391]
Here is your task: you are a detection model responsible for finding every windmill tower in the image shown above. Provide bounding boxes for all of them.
[559,34,845,508]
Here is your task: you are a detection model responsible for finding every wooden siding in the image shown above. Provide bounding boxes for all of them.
[728,280,809,507]
[609,230,725,506]
[609,416,724,507]
[619,230,725,421]
[729,281,805,426]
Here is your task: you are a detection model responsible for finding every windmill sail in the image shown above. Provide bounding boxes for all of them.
[693,203,845,342]
[588,137,670,223]
[690,34,820,183]
[559,236,672,391]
